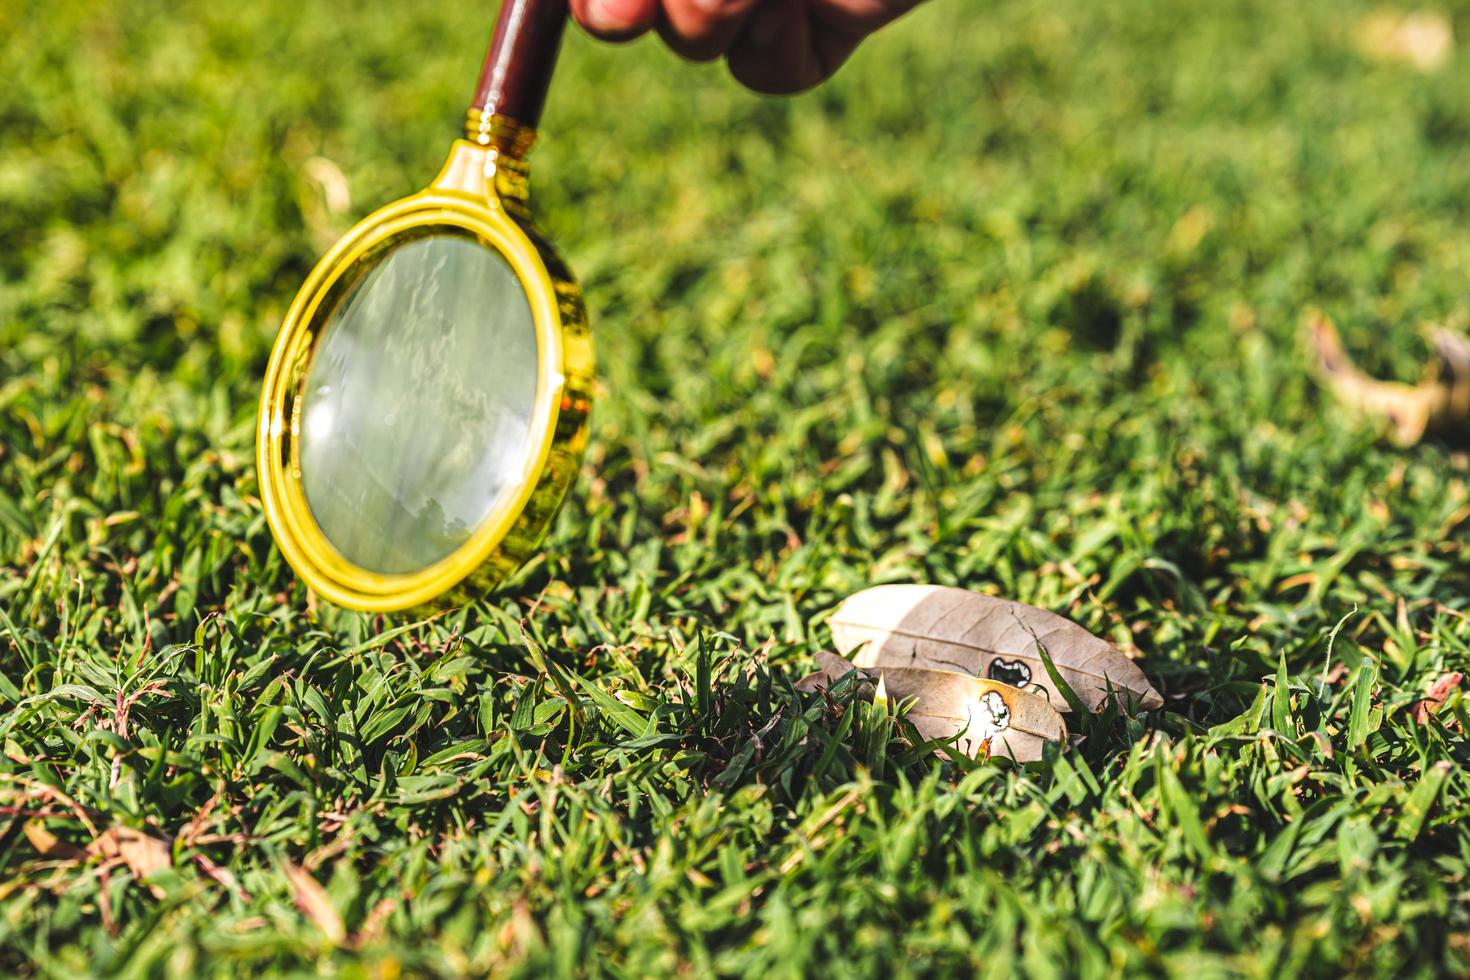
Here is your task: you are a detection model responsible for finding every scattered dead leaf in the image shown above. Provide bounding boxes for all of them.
[1357,9,1454,72]
[1305,312,1470,445]
[87,826,172,898]
[23,821,85,862]
[1413,671,1463,724]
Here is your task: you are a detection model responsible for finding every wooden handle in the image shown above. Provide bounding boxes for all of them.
[471,0,569,128]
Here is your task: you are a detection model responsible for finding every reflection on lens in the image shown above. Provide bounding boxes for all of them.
[298,232,538,574]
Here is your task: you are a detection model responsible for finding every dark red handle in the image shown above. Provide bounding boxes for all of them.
[472,0,569,129]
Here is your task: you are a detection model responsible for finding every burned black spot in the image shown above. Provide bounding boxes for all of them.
[987,658,1031,688]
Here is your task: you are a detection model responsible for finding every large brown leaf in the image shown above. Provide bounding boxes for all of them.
[799,651,1067,762]
[828,584,1162,712]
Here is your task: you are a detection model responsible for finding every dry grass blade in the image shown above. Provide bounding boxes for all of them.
[800,651,1067,762]
[352,897,399,947]
[828,585,1161,711]
[1305,312,1470,444]
[283,861,347,945]
[194,853,251,902]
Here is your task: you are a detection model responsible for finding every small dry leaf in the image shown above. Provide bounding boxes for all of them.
[24,821,85,862]
[828,584,1161,712]
[1357,9,1454,72]
[1413,671,1463,724]
[21,811,251,902]
[87,826,173,899]
[303,156,352,215]
[284,861,347,945]
[799,651,1068,762]
[1306,312,1470,444]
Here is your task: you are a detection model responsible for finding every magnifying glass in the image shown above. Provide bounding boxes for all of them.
[257,0,593,612]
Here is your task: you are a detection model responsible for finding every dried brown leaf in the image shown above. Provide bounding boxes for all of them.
[828,584,1161,712]
[23,821,85,862]
[87,826,172,898]
[284,861,346,945]
[1306,312,1470,444]
[1413,671,1463,724]
[800,651,1068,762]
[21,790,253,903]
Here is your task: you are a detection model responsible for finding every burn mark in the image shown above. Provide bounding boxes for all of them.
[987,658,1032,689]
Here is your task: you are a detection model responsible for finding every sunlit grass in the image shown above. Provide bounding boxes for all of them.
[2,0,1469,974]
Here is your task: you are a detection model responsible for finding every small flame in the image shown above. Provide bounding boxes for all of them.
[873,672,889,706]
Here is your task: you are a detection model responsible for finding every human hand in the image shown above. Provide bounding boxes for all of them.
[568,0,925,94]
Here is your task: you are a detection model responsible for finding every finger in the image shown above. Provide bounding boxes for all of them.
[570,0,660,41]
[656,0,763,62]
[808,0,926,34]
[727,2,858,94]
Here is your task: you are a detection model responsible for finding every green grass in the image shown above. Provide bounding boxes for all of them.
[3,0,1470,974]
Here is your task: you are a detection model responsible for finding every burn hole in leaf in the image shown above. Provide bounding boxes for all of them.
[987,658,1032,688]
[974,691,1012,741]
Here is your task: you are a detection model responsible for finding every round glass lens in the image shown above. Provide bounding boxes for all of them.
[297,231,539,575]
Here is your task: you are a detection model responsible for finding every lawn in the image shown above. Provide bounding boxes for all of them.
[3,0,1470,974]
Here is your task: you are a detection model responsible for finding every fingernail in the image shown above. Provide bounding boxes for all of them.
[585,0,639,33]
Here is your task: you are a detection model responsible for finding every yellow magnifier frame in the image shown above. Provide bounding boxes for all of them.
[257,124,593,612]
